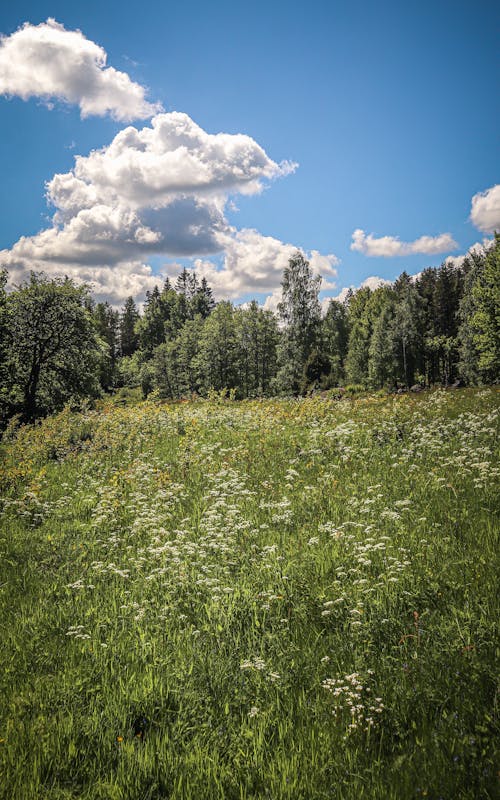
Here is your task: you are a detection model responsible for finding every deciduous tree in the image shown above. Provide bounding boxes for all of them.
[6,274,101,420]
[276,252,322,393]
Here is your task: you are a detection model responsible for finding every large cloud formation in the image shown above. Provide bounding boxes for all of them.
[350,228,458,257]
[48,112,293,214]
[0,110,336,303]
[0,18,160,120]
[470,184,500,234]
[0,18,337,304]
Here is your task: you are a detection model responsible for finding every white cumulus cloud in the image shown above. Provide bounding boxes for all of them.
[0,18,160,120]
[191,230,338,301]
[47,111,295,216]
[350,228,458,257]
[0,110,336,304]
[470,184,500,233]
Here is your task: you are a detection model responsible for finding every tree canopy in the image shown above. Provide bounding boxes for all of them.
[3,274,101,422]
[1,238,499,425]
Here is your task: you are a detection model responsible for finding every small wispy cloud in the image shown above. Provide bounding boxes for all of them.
[350,228,458,257]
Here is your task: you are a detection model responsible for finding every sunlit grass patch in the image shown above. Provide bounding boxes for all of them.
[0,388,498,799]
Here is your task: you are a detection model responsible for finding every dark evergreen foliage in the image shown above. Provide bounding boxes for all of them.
[119,297,140,357]
[1,239,498,423]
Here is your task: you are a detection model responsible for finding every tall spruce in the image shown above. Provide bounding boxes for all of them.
[137,286,165,353]
[322,299,349,386]
[469,235,500,382]
[345,287,372,386]
[119,297,140,357]
[457,249,486,383]
[191,276,215,319]
[93,302,120,389]
[367,288,396,389]
[176,315,204,395]
[175,267,190,296]
[235,302,278,397]
[391,272,421,386]
[197,302,239,393]
[0,270,9,422]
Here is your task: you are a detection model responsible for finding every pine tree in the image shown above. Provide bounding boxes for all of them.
[368,290,396,389]
[433,262,463,339]
[152,341,180,399]
[191,276,215,319]
[119,296,140,357]
[175,268,190,296]
[137,286,165,353]
[201,277,215,309]
[176,316,204,395]
[0,270,10,423]
[160,282,180,341]
[457,249,485,383]
[259,309,279,394]
[345,287,372,386]
[432,262,463,384]
[235,304,258,397]
[93,302,120,389]
[322,299,349,386]
[196,302,239,393]
[174,291,190,330]
[187,271,199,299]
[235,302,278,397]
[415,268,438,383]
[390,273,421,387]
[470,235,500,382]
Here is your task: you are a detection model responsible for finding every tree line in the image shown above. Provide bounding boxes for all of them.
[0,235,498,424]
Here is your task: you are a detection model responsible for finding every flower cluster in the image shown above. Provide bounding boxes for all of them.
[322,671,383,735]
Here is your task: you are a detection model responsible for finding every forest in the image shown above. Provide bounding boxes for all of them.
[0,234,498,425]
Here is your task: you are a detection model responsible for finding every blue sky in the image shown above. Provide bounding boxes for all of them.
[0,0,499,306]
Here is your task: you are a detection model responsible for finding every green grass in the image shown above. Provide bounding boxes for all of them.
[0,388,498,799]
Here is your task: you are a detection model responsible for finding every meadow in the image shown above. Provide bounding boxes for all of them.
[0,388,498,800]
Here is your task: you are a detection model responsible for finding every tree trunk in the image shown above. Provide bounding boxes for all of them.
[402,337,408,387]
[23,362,41,421]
